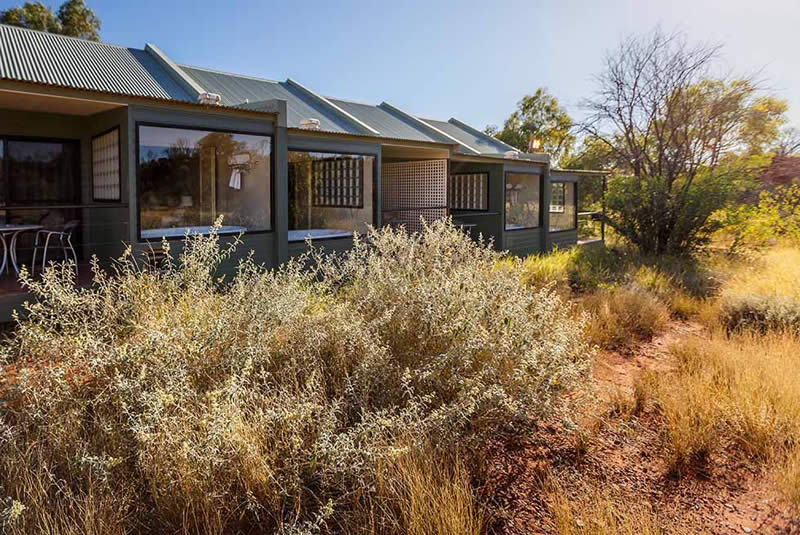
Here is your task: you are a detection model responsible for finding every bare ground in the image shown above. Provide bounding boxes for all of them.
[480,321,800,534]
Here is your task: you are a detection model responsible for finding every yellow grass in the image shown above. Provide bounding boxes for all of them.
[655,331,800,481]
[546,477,665,535]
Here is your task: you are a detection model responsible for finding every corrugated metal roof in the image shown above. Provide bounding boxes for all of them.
[0,24,192,100]
[327,98,446,144]
[180,65,359,134]
[422,117,514,155]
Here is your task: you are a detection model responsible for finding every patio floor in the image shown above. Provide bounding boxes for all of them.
[0,261,95,297]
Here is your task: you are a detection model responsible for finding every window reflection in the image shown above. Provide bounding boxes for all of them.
[505,173,540,230]
[288,150,374,241]
[549,182,576,231]
[138,126,271,239]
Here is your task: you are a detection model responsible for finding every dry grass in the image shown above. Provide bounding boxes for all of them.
[376,448,483,535]
[718,248,800,333]
[581,286,670,350]
[651,331,800,482]
[546,477,665,535]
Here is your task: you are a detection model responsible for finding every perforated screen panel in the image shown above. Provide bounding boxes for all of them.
[381,160,448,233]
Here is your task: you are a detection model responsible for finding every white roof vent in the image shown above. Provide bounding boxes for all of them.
[299,118,321,130]
[504,150,519,159]
[198,92,222,106]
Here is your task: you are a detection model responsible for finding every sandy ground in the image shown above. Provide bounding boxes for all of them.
[481,321,800,534]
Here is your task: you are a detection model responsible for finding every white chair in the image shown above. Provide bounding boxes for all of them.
[32,220,80,276]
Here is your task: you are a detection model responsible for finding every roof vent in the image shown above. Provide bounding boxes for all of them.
[504,150,519,159]
[299,118,321,130]
[198,92,222,106]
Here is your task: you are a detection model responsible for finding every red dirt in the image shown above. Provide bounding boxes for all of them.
[481,321,800,534]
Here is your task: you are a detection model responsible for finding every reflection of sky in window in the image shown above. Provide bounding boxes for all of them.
[138,126,270,163]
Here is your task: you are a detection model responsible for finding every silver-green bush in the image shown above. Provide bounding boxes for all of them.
[0,220,590,534]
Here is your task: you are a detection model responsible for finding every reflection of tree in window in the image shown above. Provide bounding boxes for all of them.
[138,126,271,237]
[549,182,576,232]
[505,173,540,230]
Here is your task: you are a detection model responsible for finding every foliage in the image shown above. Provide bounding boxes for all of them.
[579,28,789,255]
[484,87,575,164]
[0,0,99,40]
[717,184,800,250]
[0,221,590,534]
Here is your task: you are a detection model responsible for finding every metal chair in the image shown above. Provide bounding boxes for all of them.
[31,220,80,276]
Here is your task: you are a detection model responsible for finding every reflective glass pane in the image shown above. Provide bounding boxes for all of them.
[288,151,374,241]
[550,182,576,231]
[138,126,271,239]
[505,173,540,230]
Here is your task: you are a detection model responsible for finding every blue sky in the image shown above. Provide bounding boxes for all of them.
[65,0,800,129]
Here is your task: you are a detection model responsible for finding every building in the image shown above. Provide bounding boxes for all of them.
[0,23,605,321]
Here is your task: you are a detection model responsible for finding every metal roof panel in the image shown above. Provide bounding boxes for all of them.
[0,24,192,101]
[327,98,445,144]
[179,65,360,134]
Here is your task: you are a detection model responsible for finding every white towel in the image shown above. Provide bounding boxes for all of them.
[229,168,242,190]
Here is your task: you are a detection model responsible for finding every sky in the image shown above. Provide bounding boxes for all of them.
[59,0,800,130]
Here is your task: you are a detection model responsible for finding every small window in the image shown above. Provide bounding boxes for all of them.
[450,173,488,211]
[92,128,121,201]
[550,182,565,213]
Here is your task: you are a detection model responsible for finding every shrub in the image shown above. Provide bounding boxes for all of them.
[581,286,670,350]
[717,248,800,333]
[0,220,590,534]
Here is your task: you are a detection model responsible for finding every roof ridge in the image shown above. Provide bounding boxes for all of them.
[178,63,281,84]
[326,95,376,106]
[0,22,133,50]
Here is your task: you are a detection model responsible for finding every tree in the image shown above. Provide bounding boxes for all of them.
[578,28,787,255]
[485,87,575,164]
[0,0,100,40]
[56,0,99,40]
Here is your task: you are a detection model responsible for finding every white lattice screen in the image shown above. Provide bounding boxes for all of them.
[381,160,448,233]
[92,128,120,201]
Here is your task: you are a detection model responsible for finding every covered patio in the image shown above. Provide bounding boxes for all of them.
[0,87,130,317]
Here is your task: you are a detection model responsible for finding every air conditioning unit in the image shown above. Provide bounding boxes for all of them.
[299,118,321,130]
[504,150,519,159]
[198,92,222,106]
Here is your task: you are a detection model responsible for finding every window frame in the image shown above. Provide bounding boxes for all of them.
[449,172,489,212]
[503,171,543,232]
[91,126,122,202]
[0,135,82,207]
[287,147,378,243]
[548,180,578,233]
[135,122,275,243]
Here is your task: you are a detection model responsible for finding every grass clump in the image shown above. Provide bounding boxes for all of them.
[717,248,800,334]
[0,220,590,534]
[651,331,800,481]
[581,286,670,350]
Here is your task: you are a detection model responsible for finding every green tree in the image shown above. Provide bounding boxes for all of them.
[485,87,575,164]
[579,29,788,255]
[0,0,100,40]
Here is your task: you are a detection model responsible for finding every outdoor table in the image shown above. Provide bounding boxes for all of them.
[0,224,44,275]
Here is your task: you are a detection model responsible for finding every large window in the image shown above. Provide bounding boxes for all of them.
[138,125,272,240]
[549,181,576,232]
[450,172,488,211]
[1,138,80,206]
[288,150,374,241]
[505,172,541,230]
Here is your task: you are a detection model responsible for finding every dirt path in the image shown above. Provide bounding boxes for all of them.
[483,321,799,534]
